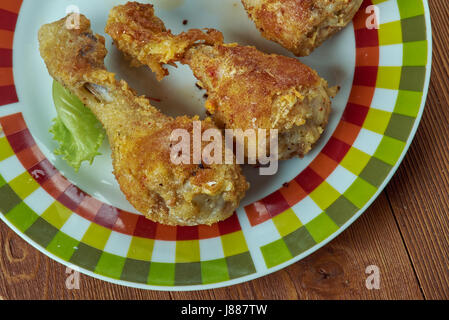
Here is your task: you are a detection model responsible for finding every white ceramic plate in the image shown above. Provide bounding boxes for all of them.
[0,0,432,290]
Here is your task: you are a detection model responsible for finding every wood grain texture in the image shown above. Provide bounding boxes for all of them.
[0,0,447,300]
[0,193,423,300]
[170,193,423,300]
[384,0,449,300]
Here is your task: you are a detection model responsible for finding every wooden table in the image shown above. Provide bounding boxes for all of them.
[0,0,448,300]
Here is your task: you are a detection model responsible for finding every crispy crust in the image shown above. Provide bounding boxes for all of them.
[184,44,337,159]
[105,2,338,160]
[105,2,223,80]
[38,15,248,226]
[242,0,363,56]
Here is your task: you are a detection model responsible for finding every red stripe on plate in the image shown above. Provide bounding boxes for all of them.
[28,159,58,185]
[0,48,13,67]
[0,9,18,32]
[342,103,370,127]
[353,66,378,87]
[295,167,324,194]
[133,215,158,238]
[94,204,120,229]
[321,137,352,163]
[217,213,241,235]
[262,191,290,217]
[354,28,379,48]
[57,185,87,212]
[7,128,35,153]
[177,225,200,241]
[0,85,18,105]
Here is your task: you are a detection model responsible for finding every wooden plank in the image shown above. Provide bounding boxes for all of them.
[284,193,424,300]
[384,0,449,300]
[0,192,423,299]
[170,193,423,300]
[0,226,172,300]
[3,0,449,301]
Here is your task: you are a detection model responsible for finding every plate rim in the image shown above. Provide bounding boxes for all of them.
[0,0,433,291]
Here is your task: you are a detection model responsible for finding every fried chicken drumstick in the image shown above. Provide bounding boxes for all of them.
[106,2,337,160]
[39,15,248,226]
[105,3,223,81]
[242,0,364,56]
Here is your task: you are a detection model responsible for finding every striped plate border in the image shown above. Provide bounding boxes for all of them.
[0,0,431,289]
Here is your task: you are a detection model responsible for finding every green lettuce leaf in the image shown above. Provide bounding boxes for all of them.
[50,80,105,171]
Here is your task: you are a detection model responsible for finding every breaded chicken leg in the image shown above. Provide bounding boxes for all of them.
[106,2,337,160]
[184,44,337,159]
[105,2,223,80]
[241,0,364,56]
[38,15,248,226]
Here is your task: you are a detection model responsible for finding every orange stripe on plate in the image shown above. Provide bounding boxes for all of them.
[0,30,14,49]
[356,46,379,66]
[41,172,72,199]
[333,121,362,146]
[16,144,46,169]
[309,153,339,179]
[245,202,270,226]
[352,4,373,30]
[279,180,307,208]
[113,210,139,235]
[0,112,26,135]
[198,224,221,239]
[75,195,103,221]
[0,0,23,14]
[155,224,178,241]
[0,67,14,86]
[348,85,376,107]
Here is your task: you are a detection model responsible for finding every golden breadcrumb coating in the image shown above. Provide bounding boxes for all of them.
[106,2,338,160]
[184,44,338,159]
[105,2,223,80]
[38,15,248,226]
[242,0,363,56]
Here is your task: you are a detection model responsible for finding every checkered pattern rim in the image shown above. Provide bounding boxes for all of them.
[254,0,429,269]
[0,113,246,241]
[0,0,256,287]
[0,131,256,286]
[0,0,429,287]
[0,0,20,106]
